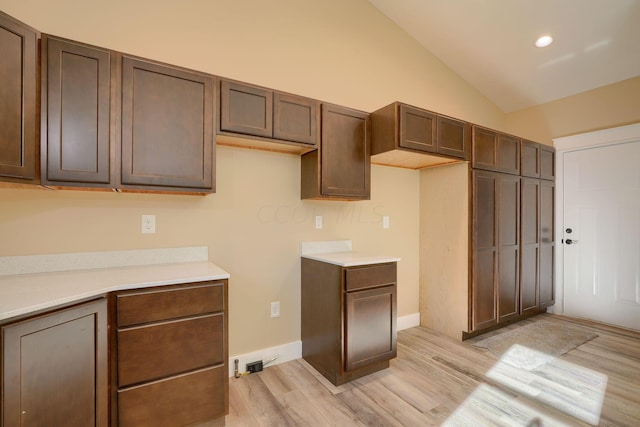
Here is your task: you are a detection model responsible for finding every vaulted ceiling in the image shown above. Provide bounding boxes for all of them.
[367,0,640,112]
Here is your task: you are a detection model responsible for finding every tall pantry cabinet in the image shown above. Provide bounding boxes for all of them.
[470,129,555,337]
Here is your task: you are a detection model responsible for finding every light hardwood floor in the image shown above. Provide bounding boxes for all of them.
[227,314,640,426]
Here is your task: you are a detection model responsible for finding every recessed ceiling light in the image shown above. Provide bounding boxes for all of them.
[535,35,553,48]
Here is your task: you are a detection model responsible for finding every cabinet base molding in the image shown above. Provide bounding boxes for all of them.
[461,308,547,340]
[228,340,302,377]
[303,357,390,387]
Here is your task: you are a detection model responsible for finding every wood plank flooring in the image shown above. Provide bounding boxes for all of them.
[227,314,640,426]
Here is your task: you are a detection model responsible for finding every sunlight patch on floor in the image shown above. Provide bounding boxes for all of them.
[486,344,608,425]
[443,344,608,426]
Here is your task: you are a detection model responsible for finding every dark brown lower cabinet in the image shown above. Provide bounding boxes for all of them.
[301,258,396,385]
[113,281,228,427]
[472,170,520,331]
[1,298,108,427]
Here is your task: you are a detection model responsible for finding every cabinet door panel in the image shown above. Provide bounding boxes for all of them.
[521,245,539,313]
[121,57,214,190]
[498,175,520,322]
[118,314,224,387]
[473,250,498,330]
[273,92,319,145]
[499,248,520,321]
[472,126,498,171]
[472,170,499,330]
[2,299,108,427]
[498,134,521,175]
[399,104,436,152]
[43,36,112,185]
[0,13,37,180]
[539,181,555,307]
[321,104,370,198]
[520,140,540,178]
[345,285,396,372]
[540,145,555,181]
[220,80,272,137]
[437,115,470,159]
[521,178,540,313]
[118,365,226,427]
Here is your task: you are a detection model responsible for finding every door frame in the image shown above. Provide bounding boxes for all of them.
[552,122,640,316]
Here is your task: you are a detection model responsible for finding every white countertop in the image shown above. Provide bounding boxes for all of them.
[0,261,229,322]
[302,251,400,267]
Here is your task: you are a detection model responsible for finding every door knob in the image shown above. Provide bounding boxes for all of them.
[565,239,579,245]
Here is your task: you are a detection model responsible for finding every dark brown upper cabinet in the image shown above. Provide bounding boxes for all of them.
[371,102,470,170]
[39,34,216,194]
[520,139,540,178]
[399,103,437,152]
[220,80,272,138]
[41,35,113,188]
[119,56,215,192]
[540,144,555,181]
[0,12,38,183]
[301,104,370,200]
[472,125,520,175]
[218,79,319,153]
[437,114,471,159]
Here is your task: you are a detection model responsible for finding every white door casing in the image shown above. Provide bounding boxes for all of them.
[554,123,640,331]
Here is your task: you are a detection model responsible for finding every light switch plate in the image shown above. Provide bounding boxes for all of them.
[383,216,390,229]
[315,216,323,229]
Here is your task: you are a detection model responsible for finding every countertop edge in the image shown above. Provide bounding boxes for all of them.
[0,261,229,323]
[302,252,401,267]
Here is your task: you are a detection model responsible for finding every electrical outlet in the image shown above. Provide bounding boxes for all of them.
[141,215,156,234]
[315,215,323,229]
[270,301,280,318]
[383,215,390,229]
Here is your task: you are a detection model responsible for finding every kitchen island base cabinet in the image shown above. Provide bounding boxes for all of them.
[1,298,108,427]
[301,258,396,386]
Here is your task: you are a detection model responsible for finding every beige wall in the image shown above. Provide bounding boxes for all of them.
[0,0,503,356]
[506,77,640,145]
[3,0,636,355]
[419,163,469,340]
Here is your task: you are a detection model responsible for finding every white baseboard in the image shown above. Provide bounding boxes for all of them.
[228,312,420,377]
[229,340,301,377]
[398,312,420,330]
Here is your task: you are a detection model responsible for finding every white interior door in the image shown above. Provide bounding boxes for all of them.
[562,140,640,330]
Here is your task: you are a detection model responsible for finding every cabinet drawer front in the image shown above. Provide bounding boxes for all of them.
[118,314,224,387]
[118,365,227,427]
[117,282,224,326]
[345,263,396,292]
